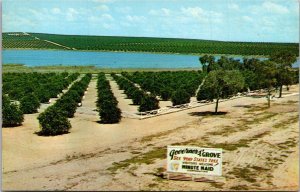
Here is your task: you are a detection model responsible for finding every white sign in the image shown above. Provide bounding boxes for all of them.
[167,146,222,176]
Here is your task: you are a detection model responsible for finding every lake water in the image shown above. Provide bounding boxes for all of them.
[2,50,299,68]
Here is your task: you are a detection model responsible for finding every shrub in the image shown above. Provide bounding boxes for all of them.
[56,98,78,118]
[36,73,91,136]
[131,89,144,105]
[97,73,122,123]
[171,89,190,106]
[160,87,173,101]
[67,90,81,103]
[196,86,211,101]
[2,95,24,127]
[37,106,71,136]
[36,88,51,103]
[20,93,40,114]
[99,100,121,124]
[139,95,159,112]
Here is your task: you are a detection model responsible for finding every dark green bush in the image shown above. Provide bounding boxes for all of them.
[196,86,212,101]
[20,93,40,114]
[131,89,144,105]
[171,89,191,106]
[139,95,159,112]
[99,100,121,124]
[97,73,122,123]
[2,95,24,127]
[37,73,91,136]
[37,106,71,136]
[160,87,173,101]
[56,98,78,118]
[36,88,51,103]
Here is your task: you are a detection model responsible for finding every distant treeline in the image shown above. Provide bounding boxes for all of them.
[2,32,299,56]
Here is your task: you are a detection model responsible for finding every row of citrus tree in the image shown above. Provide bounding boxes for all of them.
[3,72,79,103]
[2,72,80,127]
[111,73,159,112]
[37,74,92,136]
[96,73,122,123]
[29,33,299,56]
[120,71,204,106]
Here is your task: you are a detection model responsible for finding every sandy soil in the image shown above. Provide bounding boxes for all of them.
[2,81,299,191]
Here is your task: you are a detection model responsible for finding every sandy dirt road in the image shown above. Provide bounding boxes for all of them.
[2,82,299,191]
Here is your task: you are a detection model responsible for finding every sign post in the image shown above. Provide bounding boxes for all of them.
[165,146,223,182]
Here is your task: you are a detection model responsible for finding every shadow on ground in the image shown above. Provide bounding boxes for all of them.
[232,105,252,108]
[189,111,228,116]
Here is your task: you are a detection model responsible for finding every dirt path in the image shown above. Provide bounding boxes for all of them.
[2,84,299,190]
[73,74,98,121]
[107,74,138,114]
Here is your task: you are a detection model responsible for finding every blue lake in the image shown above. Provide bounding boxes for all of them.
[2,50,299,68]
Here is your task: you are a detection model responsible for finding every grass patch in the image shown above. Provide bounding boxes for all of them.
[228,167,257,183]
[229,185,249,190]
[286,100,298,104]
[148,183,159,188]
[210,182,225,189]
[278,139,297,149]
[249,112,276,124]
[273,115,298,129]
[247,104,269,113]
[209,139,251,151]
[131,151,142,154]
[250,165,270,172]
[140,124,191,143]
[252,131,270,140]
[207,126,236,136]
[107,147,166,173]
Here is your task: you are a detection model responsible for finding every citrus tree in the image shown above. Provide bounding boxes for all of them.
[37,106,71,135]
[2,95,24,127]
[171,89,190,106]
[269,51,297,97]
[197,70,244,113]
[20,93,40,114]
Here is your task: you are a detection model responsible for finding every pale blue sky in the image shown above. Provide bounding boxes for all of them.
[3,0,299,42]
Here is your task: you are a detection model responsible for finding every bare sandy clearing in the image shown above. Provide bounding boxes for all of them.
[2,84,299,191]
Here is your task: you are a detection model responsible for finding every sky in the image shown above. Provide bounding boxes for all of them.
[3,0,299,43]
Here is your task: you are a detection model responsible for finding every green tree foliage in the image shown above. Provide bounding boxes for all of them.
[171,89,191,106]
[256,60,277,107]
[131,89,144,105]
[197,70,244,113]
[4,32,298,56]
[97,73,121,123]
[112,73,160,110]
[269,51,297,97]
[3,72,80,103]
[121,71,203,99]
[37,106,71,135]
[99,100,122,124]
[139,95,159,112]
[37,74,91,135]
[199,55,215,73]
[20,93,40,114]
[160,87,173,101]
[55,97,78,118]
[2,95,24,127]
